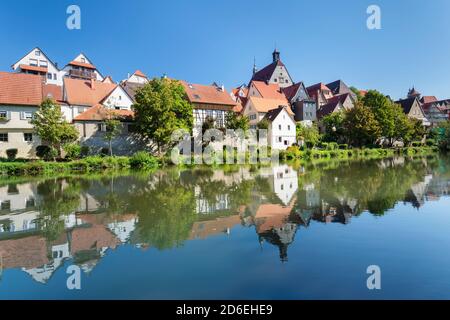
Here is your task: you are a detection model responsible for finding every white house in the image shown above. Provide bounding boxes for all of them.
[263,106,297,150]
[11,47,66,86]
[62,53,104,81]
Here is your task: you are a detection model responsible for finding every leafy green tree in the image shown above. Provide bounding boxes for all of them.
[321,111,345,142]
[257,119,269,130]
[31,98,78,160]
[133,78,193,155]
[349,86,363,100]
[225,111,250,132]
[343,102,381,147]
[296,123,321,148]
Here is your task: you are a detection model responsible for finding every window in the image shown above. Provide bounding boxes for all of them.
[278,124,281,130]
[0,133,8,142]
[98,123,106,132]
[24,133,33,142]
[54,73,57,80]
[26,198,35,208]
[278,137,282,142]
[118,95,122,101]
[0,111,8,119]
[47,73,52,79]
[39,60,47,67]
[284,140,288,145]
[7,184,18,195]
[285,80,289,83]
[29,59,38,66]
[21,111,33,120]
[274,79,277,82]
[1,200,11,210]
[288,125,291,130]
[35,50,41,56]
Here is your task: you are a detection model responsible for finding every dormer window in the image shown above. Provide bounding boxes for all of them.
[35,50,41,56]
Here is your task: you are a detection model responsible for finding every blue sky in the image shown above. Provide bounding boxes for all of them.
[0,0,449,100]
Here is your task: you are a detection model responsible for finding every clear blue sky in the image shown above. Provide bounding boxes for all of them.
[1,0,449,100]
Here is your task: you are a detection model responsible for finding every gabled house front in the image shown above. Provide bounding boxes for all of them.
[63,53,104,81]
[11,47,65,86]
[0,72,44,158]
[250,50,293,88]
[282,82,316,124]
[263,106,297,150]
[395,97,430,126]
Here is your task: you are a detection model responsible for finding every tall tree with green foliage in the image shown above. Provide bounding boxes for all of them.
[133,78,193,155]
[321,111,346,142]
[31,98,78,160]
[296,123,321,148]
[344,102,381,147]
[225,111,250,132]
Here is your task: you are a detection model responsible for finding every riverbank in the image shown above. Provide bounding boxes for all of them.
[0,146,440,177]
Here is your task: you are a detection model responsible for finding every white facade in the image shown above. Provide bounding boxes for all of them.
[127,74,148,84]
[0,105,41,158]
[103,86,134,110]
[268,108,297,150]
[272,165,298,205]
[12,47,65,86]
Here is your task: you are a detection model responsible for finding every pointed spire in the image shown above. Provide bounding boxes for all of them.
[252,56,257,75]
[272,47,280,63]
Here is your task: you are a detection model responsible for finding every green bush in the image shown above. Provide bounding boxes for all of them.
[80,146,90,157]
[100,147,109,156]
[6,149,18,161]
[64,143,82,160]
[425,139,437,147]
[130,151,159,170]
[411,141,422,147]
[338,144,348,150]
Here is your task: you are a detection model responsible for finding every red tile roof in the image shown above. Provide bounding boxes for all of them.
[74,104,134,121]
[64,78,117,106]
[247,96,293,115]
[180,81,237,110]
[281,82,302,101]
[43,84,64,102]
[19,64,48,73]
[0,72,44,106]
[68,60,96,70]
[133,70,147,78]
[250,81,288,102]
[306,82,331,95]
[421,96,438,104]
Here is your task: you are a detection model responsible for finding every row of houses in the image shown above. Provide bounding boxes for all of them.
[1,47,449,158]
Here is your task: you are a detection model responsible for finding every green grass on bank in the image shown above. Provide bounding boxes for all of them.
[0,146,440,177]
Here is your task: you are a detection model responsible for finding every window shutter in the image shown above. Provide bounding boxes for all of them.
[20,112,25,120]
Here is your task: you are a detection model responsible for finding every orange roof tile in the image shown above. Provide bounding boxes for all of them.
[74,104,133,121]
[247,96,293,114]
[0,72,44,106]
[64,78,117,106]
[69,60,96,70]
[250,81,288,102]
[133,70,147,78]
[0,235,49,269]
[180,81,237,109]
[43,84,64,102]
[19,64,48,73]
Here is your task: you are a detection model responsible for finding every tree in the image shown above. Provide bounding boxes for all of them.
[225,111,249,132]
[257,119,269,130]
[321,111,345,142]
[349,86,363,100]
[103,113,121,156]
[133,78,193,155]
[296,123,321,148]
[343,102,381,147]
[32,98,78,160]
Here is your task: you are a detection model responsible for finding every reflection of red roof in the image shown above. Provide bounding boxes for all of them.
[69,60,96,70]
[74,104,133,121]
[19,64,48,73]
[255,204,292,233]
[0,236,49,269]
[0,72,44,106]
[190,215,241,240]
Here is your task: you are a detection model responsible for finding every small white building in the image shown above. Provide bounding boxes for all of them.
[263,106,297,150]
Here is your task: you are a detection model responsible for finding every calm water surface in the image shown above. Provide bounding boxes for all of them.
[0,155,449,299]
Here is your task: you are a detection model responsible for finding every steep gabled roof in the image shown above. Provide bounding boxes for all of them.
[263,106,294,122]
[64,78,117,106]
[121,81,145,102]
[396,97,419,114]
[250,81,288,101]
[68,60,96,70]
[420,96,438,104]
[326,80,352,96]
[0,72,43,106]
[306,83,331,97]
[250,60,285,83]
[282,81,309,102]
[317,100,342,119]
[11,47,59,71]
[326,93,351,105]
[132,70,147,78]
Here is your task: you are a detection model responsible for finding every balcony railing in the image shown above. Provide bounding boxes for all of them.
[68,69,96,79]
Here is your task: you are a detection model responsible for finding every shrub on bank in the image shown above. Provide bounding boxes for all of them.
[129,151,159,170]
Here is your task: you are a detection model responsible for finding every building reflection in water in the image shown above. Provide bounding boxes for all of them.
[0,155,449,284]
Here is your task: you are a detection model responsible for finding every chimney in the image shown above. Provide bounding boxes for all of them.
[91,78,95,90]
